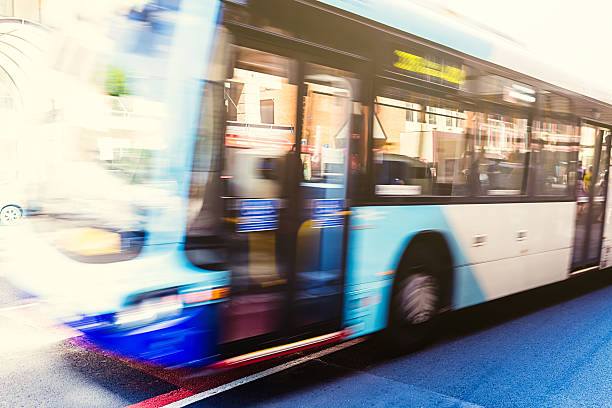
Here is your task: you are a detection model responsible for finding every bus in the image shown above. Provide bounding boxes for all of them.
[7,0,612,369]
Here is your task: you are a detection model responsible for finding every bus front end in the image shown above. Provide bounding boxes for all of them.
[5,0,229,368]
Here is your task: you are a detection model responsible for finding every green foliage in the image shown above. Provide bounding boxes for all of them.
[105,66,128,97]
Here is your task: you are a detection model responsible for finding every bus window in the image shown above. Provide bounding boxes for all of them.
[372,93,469,197]
[223,46,297,199]
[473,111,528,196]
[530,120,579,197]
[301,64,358,191]
[294,63,358,330]
[530,92,578,197]
[27,1,184,262]
[471,75,532,196]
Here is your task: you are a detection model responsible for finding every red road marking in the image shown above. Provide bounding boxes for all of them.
[123,388,195,408]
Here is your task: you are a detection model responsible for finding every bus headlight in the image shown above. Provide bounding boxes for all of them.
[114,295,183,329]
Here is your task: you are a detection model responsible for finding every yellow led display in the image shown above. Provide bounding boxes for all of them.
[393,50,466,85]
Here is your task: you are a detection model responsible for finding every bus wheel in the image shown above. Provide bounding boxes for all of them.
[386,243,446,352]
[395,272,438,325]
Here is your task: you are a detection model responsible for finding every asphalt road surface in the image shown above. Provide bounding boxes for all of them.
[0,261,610,408]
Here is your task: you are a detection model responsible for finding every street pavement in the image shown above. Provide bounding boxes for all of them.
[0,233,610,408]
[184,272,612,408]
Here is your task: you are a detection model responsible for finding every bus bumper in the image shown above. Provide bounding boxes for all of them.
[65,304,219,368]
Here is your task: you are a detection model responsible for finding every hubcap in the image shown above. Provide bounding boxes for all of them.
[1,206,21,225]
[398,273,438,324]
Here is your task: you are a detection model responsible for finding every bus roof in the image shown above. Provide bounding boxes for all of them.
[315,0,612,106]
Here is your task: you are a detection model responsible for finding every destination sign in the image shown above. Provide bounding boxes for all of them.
[393,50,466,85]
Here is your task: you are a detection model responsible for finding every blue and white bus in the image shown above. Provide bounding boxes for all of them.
[8,0,612,369]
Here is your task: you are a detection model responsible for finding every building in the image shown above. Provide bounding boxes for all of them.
[0,0,41,22]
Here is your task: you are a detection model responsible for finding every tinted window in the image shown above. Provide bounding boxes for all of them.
[372,93,469,196]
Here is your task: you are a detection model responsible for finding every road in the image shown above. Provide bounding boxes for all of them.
[0,246,610,408]
[184,272,611,408]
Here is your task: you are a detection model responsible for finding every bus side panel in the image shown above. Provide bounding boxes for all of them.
[343,205,485,338]
[343,279,393,339]
[443,202,574,301]
[343,202,574,337]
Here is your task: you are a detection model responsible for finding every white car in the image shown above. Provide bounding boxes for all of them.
[0,182,25,226]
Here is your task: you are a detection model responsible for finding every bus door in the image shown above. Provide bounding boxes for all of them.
[216,46,358,353]
[290,64,359,336]
[217,45,299,350]
[571,124,611,271]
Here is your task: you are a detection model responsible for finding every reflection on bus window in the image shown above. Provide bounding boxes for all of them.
[301,64,356,188]
[474,112,528,195]
[223,46,297,199]
[577,125,597,198]
[372,93,469,196]
[531,120,579,196]
[594,131,610,198]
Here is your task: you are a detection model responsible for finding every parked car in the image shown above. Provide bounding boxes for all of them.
[0,182,25,225]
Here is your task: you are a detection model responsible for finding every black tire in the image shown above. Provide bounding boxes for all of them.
[385,239,448,352]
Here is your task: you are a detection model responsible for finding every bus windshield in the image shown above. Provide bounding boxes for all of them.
[27,1,183,260]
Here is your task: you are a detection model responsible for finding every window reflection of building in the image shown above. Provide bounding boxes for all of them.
[301,77,352,182]
[224,48,297,151]
[373,93,469,196]
[371,80,544,197]
[477,115,528,153]
[221,46,298,202]
[531,118,579,196]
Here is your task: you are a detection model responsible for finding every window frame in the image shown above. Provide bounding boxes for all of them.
[222,3,599,208]
[364,75,542,205]
[527,105,580,201]
[371,94,470,198]
[471,99,532,199]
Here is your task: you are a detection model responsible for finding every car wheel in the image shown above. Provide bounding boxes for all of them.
[0,205,22,225]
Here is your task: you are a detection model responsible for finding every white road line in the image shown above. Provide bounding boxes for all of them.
[0,301,39,312]
[164,337,365,408]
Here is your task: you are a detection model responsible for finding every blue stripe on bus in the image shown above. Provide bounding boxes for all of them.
[344,205,486,337]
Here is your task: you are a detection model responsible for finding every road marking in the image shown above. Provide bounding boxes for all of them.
[0,301,82,353]
[136,337,364,408]
[0,301,39,312]
[124,389,196,408]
